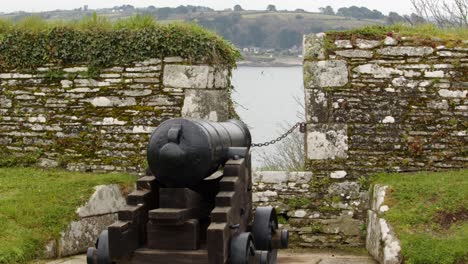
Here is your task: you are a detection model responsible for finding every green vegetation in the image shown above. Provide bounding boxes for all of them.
[284,196,310,209]
[0,167,136,263]
[330,24,468,41]
[373,170,468,264]
[0,15,240,71]
[0,148,42,167]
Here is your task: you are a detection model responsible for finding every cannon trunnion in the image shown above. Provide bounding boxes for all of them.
[87,119,288,264]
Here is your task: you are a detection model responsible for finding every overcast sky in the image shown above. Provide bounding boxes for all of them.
[1,0,416,15]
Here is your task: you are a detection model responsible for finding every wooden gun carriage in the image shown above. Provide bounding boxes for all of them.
[86,119,289,264]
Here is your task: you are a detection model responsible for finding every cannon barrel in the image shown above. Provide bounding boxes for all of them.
[147,118,251,188]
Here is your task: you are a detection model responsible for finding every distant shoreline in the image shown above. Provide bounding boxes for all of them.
[237,56,302,67]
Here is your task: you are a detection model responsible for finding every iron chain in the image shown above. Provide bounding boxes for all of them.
[251,122,308,148]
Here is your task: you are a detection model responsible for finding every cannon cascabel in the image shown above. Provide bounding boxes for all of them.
[147,118,251,188]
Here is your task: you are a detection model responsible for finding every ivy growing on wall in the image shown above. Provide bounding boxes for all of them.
[0,15,241,71]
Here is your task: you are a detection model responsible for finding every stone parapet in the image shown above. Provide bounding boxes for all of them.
[0,57,233,173]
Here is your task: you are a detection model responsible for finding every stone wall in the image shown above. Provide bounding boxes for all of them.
[253,171,363,247]
[0,58,232,173]
[288,33,467,247]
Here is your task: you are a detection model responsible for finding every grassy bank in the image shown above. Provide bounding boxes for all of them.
[0,15,240,72]
[0,167,136,263]
[373,170,468,264]
[330,24,468,42]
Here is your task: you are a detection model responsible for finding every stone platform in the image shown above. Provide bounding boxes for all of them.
[42,250,377,264]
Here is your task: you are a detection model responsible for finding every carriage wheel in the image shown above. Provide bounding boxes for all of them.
[252,207,278,251]
[230,232,256,264]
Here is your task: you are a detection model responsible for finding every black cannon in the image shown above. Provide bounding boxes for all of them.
[147,119,252,188]
[87,118,289,264]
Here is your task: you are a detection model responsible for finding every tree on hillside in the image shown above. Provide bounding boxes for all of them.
[411,0,468,27]
[405,13,427,25]
[337,6,385,19]
[386,12,406,24]
[234,5,244,12]
[267,5,277,12]
[319,6,335,16]
[277,29,302,49]
[247,24,268,46]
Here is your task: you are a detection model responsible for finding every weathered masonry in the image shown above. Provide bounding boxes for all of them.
[0,25,238,173]
[0,60,232,172]
[300,33,467,246]
[253,33,467,248]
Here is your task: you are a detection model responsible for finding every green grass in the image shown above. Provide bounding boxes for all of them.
[373,169,468,264]
[0,167,136,263]
[331,24,468,41]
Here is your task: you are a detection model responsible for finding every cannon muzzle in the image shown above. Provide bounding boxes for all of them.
[147,118,251,188]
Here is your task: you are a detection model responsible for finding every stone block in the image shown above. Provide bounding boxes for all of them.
[181,89,229,121]
[334,40,353,49]
[253,171,288,183]
[100,73,121,78]
[367,186,402,264]
[0,96,12,108]
[356,39,381,49]
[253,171,313,184]
[61,80,73,88]
[438,89,467,98]
[87,97,136,107]
[330,170,347,179]
[377,46,434,56]
[335,50,374,58]
[93,117,127,126]
[304,60,348,88]
[303,33,327,60]
[209,68,230,88]
[320,214,361,236]
[164,57,186,63]
[132,125,156,134]
[38,158,59,168]
[63,67,88,73]
[305,88,329,123]
[328,181,360,200]
[288,171,314,184]
[353,64,403,78]
[306,124,348,160]
[384,37,398,46]
[366,210,382,260]
[437,51,466,57]
[58,214,118,257]
[121,89,152,97]
[427,100,449,110]
[76,185,127,218]
[163,65,211,89]
[69,88,99,93]
[424,70,444,78]
[125,66,161,72]
[370,185,388,211]
[74,79,110,87]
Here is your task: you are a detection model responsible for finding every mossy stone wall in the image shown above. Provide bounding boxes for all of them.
[285,33,467,248]
[0,57,233,173]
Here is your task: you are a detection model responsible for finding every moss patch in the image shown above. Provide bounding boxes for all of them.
[0,167,136,263]
[373,169,468,264]
[329,24,468,42]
